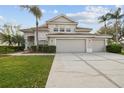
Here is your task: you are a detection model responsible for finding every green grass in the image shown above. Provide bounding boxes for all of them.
[0,55,54,88]
[0,54,9,58]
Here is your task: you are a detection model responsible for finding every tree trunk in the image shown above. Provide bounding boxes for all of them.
[18,42,20,47]
[9,40,11,46]
[36,19,39,52]
[115,19,118,42]
[104,21,107,35]
[9,43,11,46]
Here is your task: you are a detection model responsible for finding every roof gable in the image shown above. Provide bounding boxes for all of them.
[47,14,77,23]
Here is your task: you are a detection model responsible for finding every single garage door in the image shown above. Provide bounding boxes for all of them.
[92,39,105,52]
[56,39,86,53]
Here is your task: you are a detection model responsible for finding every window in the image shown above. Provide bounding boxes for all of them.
[66,28,71,32]
[60,28,64,32]
[54,28,58,32]
[39,40,48,45]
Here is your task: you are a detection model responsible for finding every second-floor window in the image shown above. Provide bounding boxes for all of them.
[54,28,58,32]
[66,28,71,32]
[60,28,64,32]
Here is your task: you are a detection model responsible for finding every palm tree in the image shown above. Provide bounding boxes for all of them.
[12,25,25,46]
[106,8,124,42]
[12,34,25,46]
[0,24,25,47]
[20,5,42,51]
[98,14,108,35]
[0,24,14,46]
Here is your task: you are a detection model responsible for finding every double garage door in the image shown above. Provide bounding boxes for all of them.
[56,39,105,53]
[56,39,86,53]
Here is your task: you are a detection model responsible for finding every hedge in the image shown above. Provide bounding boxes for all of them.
[0,46,25,54]
[106,43,122,53]
[30,45,56,53]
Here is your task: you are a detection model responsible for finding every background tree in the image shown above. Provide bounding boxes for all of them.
[0,24,14,46]
[97,19,124,45]
[0,23,24,46]
[98,14,108,34]
[97,26,116,41]
[118,21,124,42]
[20,5,42,51]
[12,25,25,46]
[106,8,124,42]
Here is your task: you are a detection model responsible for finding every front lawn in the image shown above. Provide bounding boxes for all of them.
[0,54,9,58]
[0,55,54,88]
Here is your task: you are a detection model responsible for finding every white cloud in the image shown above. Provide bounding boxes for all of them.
[66,6,110,24]
[0,16,5,26]
[42,9,46,13]
[0,16,20,27]
[9,19,19,26]
[53,9,58,14]
[0,16,4,21]
[115,5,123,8]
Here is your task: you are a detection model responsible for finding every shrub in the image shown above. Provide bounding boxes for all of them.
[30,45,56,53]
[48,45,56,53]
[0,46,25,54]
[0,46,14,54]
[0,47,8,54]
[106,43,122,53]
[15,46,25,51]
[41,45,49,53]
[30,46,36,52]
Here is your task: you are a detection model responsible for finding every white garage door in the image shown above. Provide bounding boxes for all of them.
[56,39,86,53]
[92,40,105,52]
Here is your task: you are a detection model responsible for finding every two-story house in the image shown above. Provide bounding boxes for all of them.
[21,14,111,53]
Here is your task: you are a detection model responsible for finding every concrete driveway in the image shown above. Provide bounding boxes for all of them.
[46,53,124,88]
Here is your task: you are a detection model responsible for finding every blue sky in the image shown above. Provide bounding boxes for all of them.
[0,5,124,33]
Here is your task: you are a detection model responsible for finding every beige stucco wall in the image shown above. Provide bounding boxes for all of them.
[24,32,34,39]
[53,17,73,23]
[33,31,48,45]
[47,16,77,33]
[48,24,77,33]
[38,32,48,40]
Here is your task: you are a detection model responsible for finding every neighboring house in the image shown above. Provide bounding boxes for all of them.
[21,14,111,53]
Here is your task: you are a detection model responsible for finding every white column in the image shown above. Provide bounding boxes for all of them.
[86,38,93,53]
[34,31,37,45]
[24,36,28,50]
[104,38,107,51]
[105,38,108,46]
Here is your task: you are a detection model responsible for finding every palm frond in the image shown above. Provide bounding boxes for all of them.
[29,6,42,19]
[20,5,42,20]
[118,14,124,19]
[98,15,108,23]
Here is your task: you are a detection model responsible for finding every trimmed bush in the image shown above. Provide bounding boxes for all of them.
[48,45,56,53]
[31,45,56,53]
[30,46,36,52]
[0,46,25,54]
[106,43,122,53]
[14,46,25,51]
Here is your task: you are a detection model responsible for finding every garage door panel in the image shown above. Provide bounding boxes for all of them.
[56,39,85,53]
[93,40,105,52]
